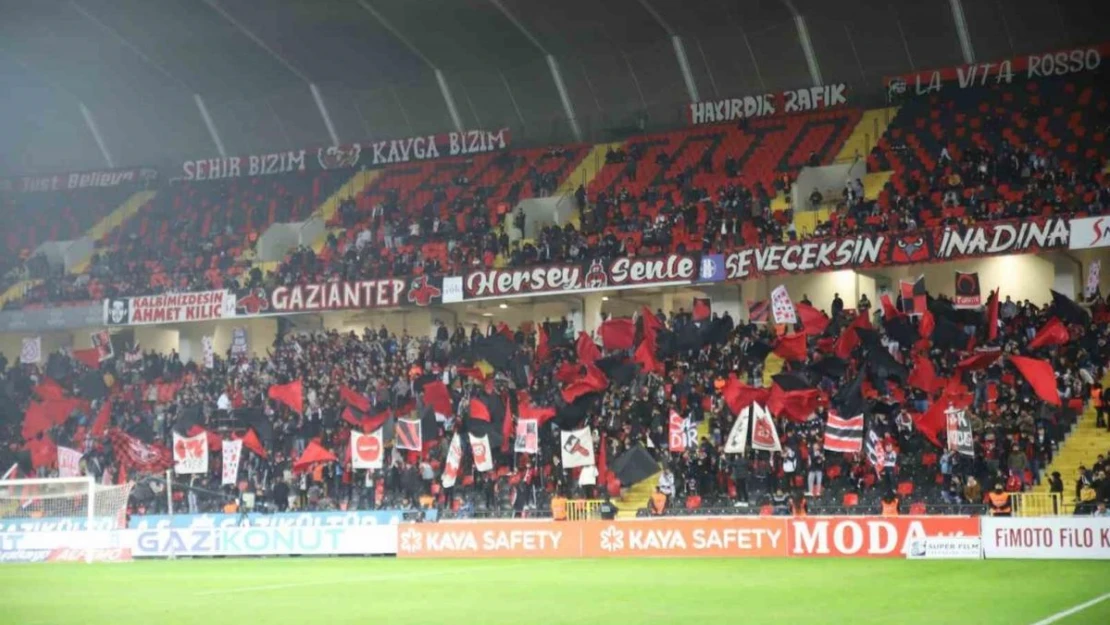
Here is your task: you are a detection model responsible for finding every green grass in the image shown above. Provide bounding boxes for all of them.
[1,558,1108,625]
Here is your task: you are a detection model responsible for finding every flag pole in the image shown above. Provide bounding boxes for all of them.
[166,469,173,516]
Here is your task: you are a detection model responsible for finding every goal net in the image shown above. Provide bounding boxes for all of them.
[0,477,132,562]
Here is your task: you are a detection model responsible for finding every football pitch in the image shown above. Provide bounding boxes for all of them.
[1,558,1108,625]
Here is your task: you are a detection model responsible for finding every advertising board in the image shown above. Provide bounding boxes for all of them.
[126,525,396,557]
[981,517,1110,560]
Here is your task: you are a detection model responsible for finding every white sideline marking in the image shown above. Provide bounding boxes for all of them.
[1028,592,1110,625]
[193,564,523,596]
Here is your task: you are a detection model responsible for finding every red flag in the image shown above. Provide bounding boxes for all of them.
[293,440,337,472]
[880,294,900,321]
[834,313,870,359]
[919,310,935,342]
[908,354,938,393]
[34,378,67,402]
[501,394,514,454]
[1028,317,1069,350]
[554,361,580,385]
[72,348,100,369]
[518,393,556,425]
[598,318,637,350]
[1009,355,1061,405]
[91,400,112,438]
[25,436,57,469]
[187,425,223,452]
[422,379,453,416]
[339,385,370,412]
[238,429,268,459]
[957,350,1001,372]
[561,363,609,403]
[497,322,514,340]
[536,325,550,362]
[21,397,85,441]
[107,428,173,472]
[915,388,972,447]
[640,306,663,343]
[773,333,808,362]
[632,339,661,374]
[469,397,492,422]
[795,303,829,336]
[692,298,712,322]
[986,289,1000,341]
[268,380,303,413]
[721,376,770,415]
[576,332,600,364]
[768,385,819,422]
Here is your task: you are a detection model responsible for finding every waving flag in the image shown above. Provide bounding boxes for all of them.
[598,318,637,350]
[221,439,243,485]
[749,404,781,452]
[172,431,208,475]
[268,380,303,413]
[770,286,796,324]
[560,426,595,468]
[1028,317,1069,350]
[469,433,494,472]
[723,407,750,454]
[441,433,464,488]
[350,430,383,470]
[823,411,864,453]
[668,410,698,452]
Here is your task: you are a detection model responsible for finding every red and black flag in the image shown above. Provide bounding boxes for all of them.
[394,419,422,451]
[692,298,712,322]
[1028,317,1069,350]
[720,375,769,415]
[747,300,770,323]
[418,377,454,418]
[268,380,303,413]
[767,373,819,422]
[1050,290,1089,325]
[773,333,807,362]
[639,306,664,345]
[900,276,927,315]
[576,332,601,364]
[561,363,609,403]
[953,272,981,308]
[795,302,830,336]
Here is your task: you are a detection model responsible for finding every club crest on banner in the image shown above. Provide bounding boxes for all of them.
[469,433,494,472]
[560,427,595,468]
[351,430,383,470]
[20,336,41,364]
[172,432,208,474]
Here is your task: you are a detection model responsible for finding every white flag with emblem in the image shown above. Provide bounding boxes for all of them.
[172,431,208,474]
[202,335,215,369]
[770,285,797,324]
[749,403,781,453]
[20,336,41,364]
[724,406,750,454]
[221,439,243,485]
[468,433,494,472]
[441,432,463,488]
[350,430,383,470]
[1087,260,1101,298]
[560,426,595,468]
[57,446,82,477]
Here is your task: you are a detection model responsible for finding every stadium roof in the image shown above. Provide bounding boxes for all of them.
[0,0,1101,176]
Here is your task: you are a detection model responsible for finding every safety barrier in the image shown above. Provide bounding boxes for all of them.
[1010,493,1063,517]
[566,500,603,521]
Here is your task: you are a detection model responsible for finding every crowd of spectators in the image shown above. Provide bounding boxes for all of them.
[2,284,1107,518]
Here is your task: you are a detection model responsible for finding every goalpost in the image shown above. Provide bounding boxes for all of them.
[0,476,133,563]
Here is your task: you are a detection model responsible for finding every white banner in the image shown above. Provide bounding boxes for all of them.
[770,285,796,324]
[57,446,82,478]
[126,526,397,557]
[724,407,750,454]
[1087,260,1101,297]
[103,290,237,326]
[221,439,243,486]
[560,427,595,469]
[468,433,494,472]
[351,430,384,470]
[981,517,1110,559]
[20,336,41,364]
[906,536,981,560]
[172,432,208,475]
[514,419,539,454]
[230,327,249,358]
[1068,216,1110,250]
[202,335,215,369]
[441,432,463,488]
[750,403,782,453]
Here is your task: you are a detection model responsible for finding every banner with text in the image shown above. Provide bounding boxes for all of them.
[179,129,511,181]
[688,84,848,125]
[886,42,1109,100]
[0,167,157,193]
[981,517,1110,560]
[104,290,237,326]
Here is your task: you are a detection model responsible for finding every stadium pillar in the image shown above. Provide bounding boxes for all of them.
[435,70,466,134]
[793,15,824,87]
[79,102,114,168]
[582,293,604,335]
[699,285,742,323]
[193,94,227,158]
[948,0,977,64]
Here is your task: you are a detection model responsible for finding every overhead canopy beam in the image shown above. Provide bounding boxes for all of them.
[69,1,228,157]
[488,0,581,141]
[948,0,977,64]
[79,103,114,168]
[355,0,464,134]
[636,0,700,103]
[782,0,823,86]
[201,0,340,146]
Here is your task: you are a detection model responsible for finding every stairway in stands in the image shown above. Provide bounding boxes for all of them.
[836,107,899,163]
[617,469,661,519]
[556,142,622,227]
[61,189,159,275]
[1036,372,1110,513]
